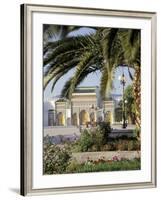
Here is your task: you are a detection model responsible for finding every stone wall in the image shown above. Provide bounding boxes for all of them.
[44,126,80,136]
[72,151,140,164]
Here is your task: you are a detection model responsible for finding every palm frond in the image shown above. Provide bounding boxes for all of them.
[118,29,141,65]
[43,58,80,89]
[43,25,84,45]
[60,79,73,98]
[43,25,60,43]
[43,33,103,90]
[44,48,83,73]
[43,27,141,100]
[43,35,95,65]
[67,52,94,98]
[100,63,115,99]
[128,67,134,80]
[101,28,119,61]
[50,59,80,91]
[98,28,123,98]
[61,67,100,98]
[44,35,84,55]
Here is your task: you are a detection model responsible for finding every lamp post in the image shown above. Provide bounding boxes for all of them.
[125,99,128,125]
[119,72,127,129]
[90,104,96,127]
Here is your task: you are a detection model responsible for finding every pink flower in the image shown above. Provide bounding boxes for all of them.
[112,156,119,161]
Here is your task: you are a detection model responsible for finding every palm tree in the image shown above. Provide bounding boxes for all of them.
[43,24,81,44]
[43,33,104,98]
[43,24,96,44]
[97,28,140,130]
[43,27,141,130]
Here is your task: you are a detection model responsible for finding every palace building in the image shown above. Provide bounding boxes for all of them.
[43,86,119,127]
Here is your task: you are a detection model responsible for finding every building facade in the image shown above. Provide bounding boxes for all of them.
[43,86,119,127]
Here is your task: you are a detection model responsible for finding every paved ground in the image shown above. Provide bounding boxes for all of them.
[44,126,80,136]
[111,124,136,130]
[44,125,135,140]
[72,151,140,164]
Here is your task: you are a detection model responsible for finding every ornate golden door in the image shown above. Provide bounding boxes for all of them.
[80,110,90,125]
[57,112,65,126]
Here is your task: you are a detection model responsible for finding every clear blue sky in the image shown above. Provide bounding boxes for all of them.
[44,27,134,100]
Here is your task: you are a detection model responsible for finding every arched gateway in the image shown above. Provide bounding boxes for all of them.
[79,110,90,125]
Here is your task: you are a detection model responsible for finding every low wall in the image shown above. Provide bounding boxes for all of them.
[44,126,135,138]
[44,126,80,136]
[72,151,140,163]
[110,129,134,138]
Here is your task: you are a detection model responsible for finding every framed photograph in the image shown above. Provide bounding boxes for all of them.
[20,4,157,196]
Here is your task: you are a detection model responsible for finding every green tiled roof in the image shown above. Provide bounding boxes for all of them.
[55,98,67,102]
[74,86,98,93]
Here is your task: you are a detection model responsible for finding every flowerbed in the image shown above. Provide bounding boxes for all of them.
[66,158,140,173]
[43,143,140,174]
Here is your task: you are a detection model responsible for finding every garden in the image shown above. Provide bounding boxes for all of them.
[43,122,141,174]
[43,25,141,175]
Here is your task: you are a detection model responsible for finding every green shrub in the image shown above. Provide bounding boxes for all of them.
[97,122,111,143]
[71,123,140,152]
[133,127,141,138]
[117,140,129,151]
[107,142,117,151]
[43,144,71,174]
[92,128,104,151]
[77,123,111,152]
[66,158,141,173]
[76,122,112,152]
[77,129,94,152]
[66,159,80,173]
[99,139,140,151]
[129,140,140,150]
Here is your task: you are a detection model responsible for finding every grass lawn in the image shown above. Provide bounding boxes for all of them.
[66,159,141,173]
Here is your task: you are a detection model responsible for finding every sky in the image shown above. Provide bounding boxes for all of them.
[44,26,134,100]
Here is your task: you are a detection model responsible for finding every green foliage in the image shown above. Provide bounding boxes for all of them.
[124,85,136,123]
[133,127,141,138]
[128,140,140,151]
[43,34,104,95]
[71,123,140,152]
[98,122,111,143]
[76,122,111,152]
[102,139,140,151]
[66,158,140,173]
[116,140,129,151]
[44,27,140,100]
[66,159,80,172]
[91,128,104,151]
[43,25,85,44]
[66,51,95,98]
[116,85,136,124]
[43,144,71,174]
[77,129,94,152]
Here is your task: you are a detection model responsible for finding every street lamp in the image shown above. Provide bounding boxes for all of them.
[118,72,127,128]
[90,104,97,126]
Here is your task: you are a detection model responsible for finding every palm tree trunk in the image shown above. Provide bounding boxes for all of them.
[133,65,141,137]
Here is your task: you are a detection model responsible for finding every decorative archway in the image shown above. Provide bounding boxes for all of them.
[79,110,90,125]
[57,112,65,126]
[105,111,112,123]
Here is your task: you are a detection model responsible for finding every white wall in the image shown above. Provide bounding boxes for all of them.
[0,0,160,200]
[43,101,55,126]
